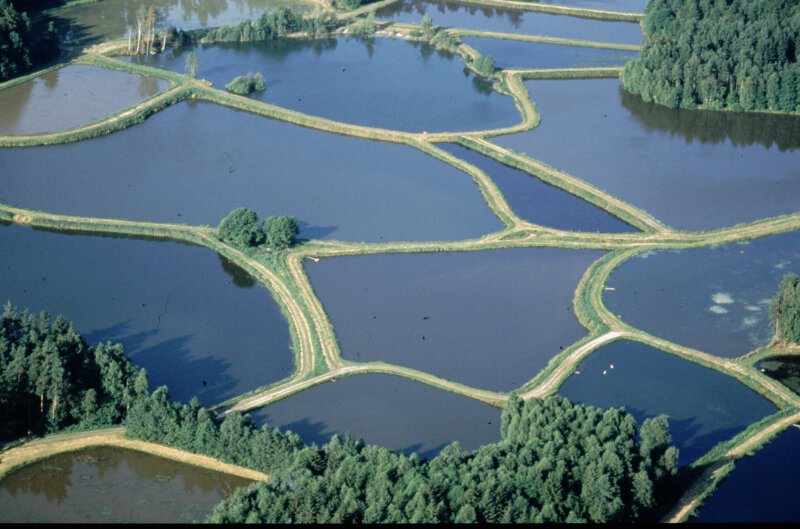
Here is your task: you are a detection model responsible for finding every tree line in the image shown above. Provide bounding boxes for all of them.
[199,7,339,44]
[0,0,59,81]
[622,0,800,113]
[770,273,800,344]
[207,395,678,523]
[0,303,148,440]
[2,304,680,521]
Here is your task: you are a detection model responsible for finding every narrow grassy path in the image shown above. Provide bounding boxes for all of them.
[0,428,268,483]
[3,11,800,519]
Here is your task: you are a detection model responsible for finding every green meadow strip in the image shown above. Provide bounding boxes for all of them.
[447,0,644,22]
[453,29,641,52]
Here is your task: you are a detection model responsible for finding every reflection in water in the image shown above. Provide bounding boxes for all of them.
[218,253,255,288]
[374,0,643,45]
[0,446,252,523]
[51,0,311,44]
[759,356,800,395]
[620,88,800,152]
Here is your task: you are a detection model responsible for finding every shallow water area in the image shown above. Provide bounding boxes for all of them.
[375,0,643,44]
[0,101,502,242]
[0,446,252,523]
[438,142,635,232]
[131,36,519,132]
[492,79,800,231]
[0,224,293,405]
[461,36,636,70]
[251,374,502,460]
[52,0,313,44]
[304,248,604,391]
[689,427,800,522]
[557,340,778,465]
[0,65,170,135]
[604,229,800,358]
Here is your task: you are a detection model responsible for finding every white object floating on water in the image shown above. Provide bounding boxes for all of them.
[610,364,614,369]
[603,370,607,375]
[605,287,616,291]
[574,370,580,375]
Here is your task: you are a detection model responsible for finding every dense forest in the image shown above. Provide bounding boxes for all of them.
[622,0,800,113]
[770,274,800,344]
[207,396,678,523]
[0,303,148,440]
[0,0,59,81]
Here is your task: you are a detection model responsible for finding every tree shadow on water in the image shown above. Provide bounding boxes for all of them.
[297,221,338,241]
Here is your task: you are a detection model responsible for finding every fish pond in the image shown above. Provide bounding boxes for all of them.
[51,0,313,44]
[460,37,637,69]
[0,224,293,406]
[374,0,643,45]
[250,374,502,460]
[0,446,252,523]
[0,65,170,136]
[492,78,800,231]
[437,142,635,232]
[604,229,800,358]
[0,101,503,243]
[689,427,800,522]
[304,248,604,391]
[130,36,520,132]
[557,340,778,466]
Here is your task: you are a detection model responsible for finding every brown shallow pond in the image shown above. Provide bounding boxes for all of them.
[0,446,253,523]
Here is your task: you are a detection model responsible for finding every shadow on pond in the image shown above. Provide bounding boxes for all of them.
[620,87,800,152]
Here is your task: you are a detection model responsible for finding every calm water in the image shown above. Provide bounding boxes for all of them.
[251,374,502,460]
[304,248,604,391]
[438,142,635,232]
[605,229,800,358]
[0,101,502,242]
[493,79,800,231]
[558,340,778,465]
[52,0,313,44]
[690,427,800,522]
[759,356,800,395]
[0,224,293,405]
[0,65,170,136]
[375,0,643,44]
[0,446,252,523]
[131,37,520,132]
[463,36,637,69]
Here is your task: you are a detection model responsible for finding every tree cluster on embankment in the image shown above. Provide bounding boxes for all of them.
[622,0,800,113]
[218,207,299,250]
